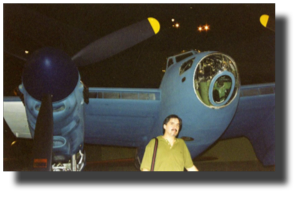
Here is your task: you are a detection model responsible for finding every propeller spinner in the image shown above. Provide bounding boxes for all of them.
[22,47,79,102]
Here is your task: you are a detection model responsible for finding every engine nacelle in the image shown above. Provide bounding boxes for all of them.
[20,47,86,163]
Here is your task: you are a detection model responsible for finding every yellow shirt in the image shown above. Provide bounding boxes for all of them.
[140,136,194,171]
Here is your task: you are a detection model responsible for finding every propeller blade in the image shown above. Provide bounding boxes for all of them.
[32,94,53,171]
[260,14,275,32]
[72,17,160,67]
[4,38,28,61]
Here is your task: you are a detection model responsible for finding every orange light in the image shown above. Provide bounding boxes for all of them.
[198,26,203,31]
[204,25,209,31]
[33,158,48,168]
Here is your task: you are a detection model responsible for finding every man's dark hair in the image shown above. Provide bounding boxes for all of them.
[162,114,182,134]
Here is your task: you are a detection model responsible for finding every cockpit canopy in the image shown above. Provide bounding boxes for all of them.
[166,50,200,69]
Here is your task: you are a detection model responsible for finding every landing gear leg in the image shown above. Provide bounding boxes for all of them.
[52,150,86,171]
[134,148,144,171]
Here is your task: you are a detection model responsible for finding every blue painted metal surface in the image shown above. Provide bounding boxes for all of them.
[220,83,275,165]
[19,75,85,158]
[84,88,160,148]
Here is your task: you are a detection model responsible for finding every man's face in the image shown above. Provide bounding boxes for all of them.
[163,118,180,137]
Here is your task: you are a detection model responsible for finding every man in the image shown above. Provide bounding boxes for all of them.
[140,114,198,171]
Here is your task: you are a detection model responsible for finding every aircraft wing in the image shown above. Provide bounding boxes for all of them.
[3,96,31,138]
[220,83,275,165]
[84,87,161,147]
[3,87,161,144]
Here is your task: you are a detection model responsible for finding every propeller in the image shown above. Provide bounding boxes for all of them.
[260,14,275,32]
[72,17,160,67]
[18,17,160,171]
[32,94,53,171]
[22,17,160,102]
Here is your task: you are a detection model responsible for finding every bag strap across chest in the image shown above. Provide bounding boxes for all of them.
[151,137,158,171]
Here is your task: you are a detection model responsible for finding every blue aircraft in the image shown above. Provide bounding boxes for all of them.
[3,6,275,171]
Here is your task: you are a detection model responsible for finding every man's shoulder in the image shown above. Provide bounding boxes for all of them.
[176,138,185,143]
[154,136,164,141]
[176,138,189,147]
[147,136,162,146]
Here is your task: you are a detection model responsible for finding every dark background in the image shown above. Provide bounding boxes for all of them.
[3,4,275,96]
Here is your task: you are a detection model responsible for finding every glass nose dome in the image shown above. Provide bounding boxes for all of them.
[194,53,239,108]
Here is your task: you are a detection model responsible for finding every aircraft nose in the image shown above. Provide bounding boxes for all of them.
[22,47,79,102]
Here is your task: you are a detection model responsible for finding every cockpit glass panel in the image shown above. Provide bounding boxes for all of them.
[212,76,232,103]
[180,58,195,75]
[176,52,193,62]
[194,53,238,108]
[167,58,174,68]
